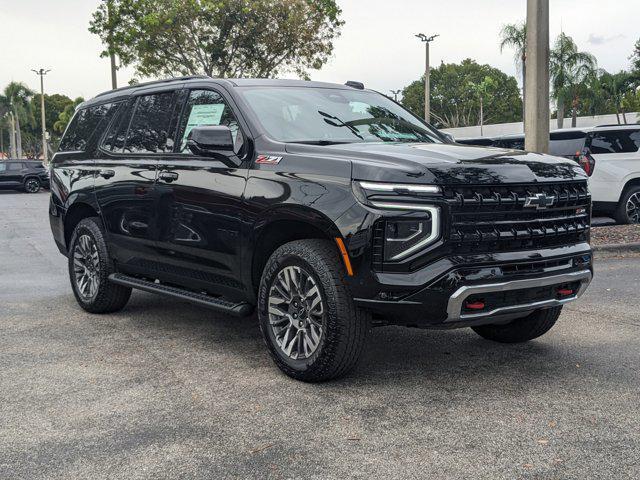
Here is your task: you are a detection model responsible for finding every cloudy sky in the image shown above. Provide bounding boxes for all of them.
[0,0,638,100]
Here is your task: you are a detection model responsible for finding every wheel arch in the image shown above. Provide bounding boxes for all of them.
[619,176,640,201]
[248,206,343,296]
[63,202,100,252]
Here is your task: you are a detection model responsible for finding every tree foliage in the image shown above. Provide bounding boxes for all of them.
[549,33,597,127]
[89,0,344,80]
[401,59,523,128]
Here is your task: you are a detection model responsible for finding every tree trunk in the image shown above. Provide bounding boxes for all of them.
[622,108,628,124]
[9,113,17,158]
[14,109,23,159]
[557,96,565,129]
[614,105,621,125]
[480,96,484,136]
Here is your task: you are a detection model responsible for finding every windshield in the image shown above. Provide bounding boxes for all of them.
[238,87,442,145]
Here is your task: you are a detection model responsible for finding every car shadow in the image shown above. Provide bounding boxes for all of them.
[105,290,627,395]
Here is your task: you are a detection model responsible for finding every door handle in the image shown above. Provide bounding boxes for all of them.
[159,171,179,182]
[99,169,115,179]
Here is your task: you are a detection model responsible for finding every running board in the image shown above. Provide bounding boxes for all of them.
[108,273,253,317]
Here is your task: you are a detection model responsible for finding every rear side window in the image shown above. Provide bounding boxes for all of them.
[124,92,177,154]
[550,131,587,157]
[590,129,640,154]
[8,162,22,171]
[59,103,118,152]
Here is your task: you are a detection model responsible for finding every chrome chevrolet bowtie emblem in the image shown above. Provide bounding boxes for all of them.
[524,193,556,210]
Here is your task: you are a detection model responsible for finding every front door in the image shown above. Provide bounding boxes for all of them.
[94,90,181,274]
[152,88,250,300]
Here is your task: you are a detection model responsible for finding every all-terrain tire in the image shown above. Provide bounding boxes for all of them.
[258,239,369,382]
[472,306,562,343]
[68,217,131,313]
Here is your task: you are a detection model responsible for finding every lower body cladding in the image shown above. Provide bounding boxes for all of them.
[353,246,593,329]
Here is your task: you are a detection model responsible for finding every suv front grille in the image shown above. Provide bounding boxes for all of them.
[443,181,590,253]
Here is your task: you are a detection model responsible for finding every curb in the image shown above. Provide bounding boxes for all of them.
[592,242,640,256]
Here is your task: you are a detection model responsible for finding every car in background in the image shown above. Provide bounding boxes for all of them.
[0,160,50,193]
[455,126,640,224]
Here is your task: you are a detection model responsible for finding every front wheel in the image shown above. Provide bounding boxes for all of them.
[258,239,369,382]
[615,186,640,224]
[68,217,131,313]
[472,307,562,343]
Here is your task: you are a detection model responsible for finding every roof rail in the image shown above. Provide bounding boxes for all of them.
[95,75,211,98]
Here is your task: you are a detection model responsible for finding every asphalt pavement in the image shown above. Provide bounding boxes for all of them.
[1,191,639,479]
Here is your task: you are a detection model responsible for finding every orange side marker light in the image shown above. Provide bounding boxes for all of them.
[334,237,354,276]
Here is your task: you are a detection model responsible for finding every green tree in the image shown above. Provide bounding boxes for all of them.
[468,76,496,135]
[28,93,74,154]
[401,59,522,128]
[600,71,634,124]
[499,22,526,116]
[89,0,344,80]
[550,33,597,128]
[54,97,84,135]
[3,82,36,159]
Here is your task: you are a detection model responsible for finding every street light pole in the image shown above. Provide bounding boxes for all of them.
[32,68,51,163]
[415,33,439,123]
[390,90,402,102]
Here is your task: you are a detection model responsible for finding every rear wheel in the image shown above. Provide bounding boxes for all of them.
[615,186,640,224]
[24,177,41,193]
[472,307,562,343]
[68,217,131,313]
[258,239,369,382]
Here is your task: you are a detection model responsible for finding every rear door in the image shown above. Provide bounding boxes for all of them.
[95,89,182,274]
[4,162,24,187]
[0,162,9,187]
[151,87,250,299]
[588,128,640,203]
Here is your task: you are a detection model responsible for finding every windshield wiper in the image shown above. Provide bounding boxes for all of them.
[318,111,365,140]
[287,140,355,146]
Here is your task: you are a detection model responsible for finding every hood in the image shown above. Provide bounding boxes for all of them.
[285,142,587,185]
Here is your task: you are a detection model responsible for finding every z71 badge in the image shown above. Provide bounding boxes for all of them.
[255,155,283,165]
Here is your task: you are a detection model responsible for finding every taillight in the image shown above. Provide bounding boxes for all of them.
[575,149,595,177]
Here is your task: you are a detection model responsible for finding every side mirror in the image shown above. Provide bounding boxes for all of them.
[186,126,241,167]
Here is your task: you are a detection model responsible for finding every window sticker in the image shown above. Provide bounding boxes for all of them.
[181,103,226,146]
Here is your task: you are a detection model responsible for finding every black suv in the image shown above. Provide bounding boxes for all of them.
[49,77,593,381]
[0,160,50,193]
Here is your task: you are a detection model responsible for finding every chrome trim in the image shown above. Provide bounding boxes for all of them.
[446,269,592,322]
[358,181,441,194]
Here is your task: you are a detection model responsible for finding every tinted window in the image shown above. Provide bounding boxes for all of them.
[550,131,587,157]
[8,162,22,171]
[239,87,442,144]
[0,163,5,172]
[124,92,177,154]
[59,103,118,152]
[496,137,525,150]
[101,103,132,152]
[177,90,243,154]
[590,129,640,154]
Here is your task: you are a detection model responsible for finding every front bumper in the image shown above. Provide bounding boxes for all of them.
[445,269,591,323]
[352,244,593,328]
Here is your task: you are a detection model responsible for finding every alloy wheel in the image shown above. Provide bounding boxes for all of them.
[25,179,40,193]
[626,192,640,223]
[268,265,325,360]
[73,234,101,300]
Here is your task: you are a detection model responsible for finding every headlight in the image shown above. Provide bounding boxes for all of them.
[353,181,442,261]
[382,208,440,260]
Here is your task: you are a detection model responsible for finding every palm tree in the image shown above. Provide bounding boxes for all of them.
[499,23,526,120]
[600,71,633,124]
[3,82,36,158]
[550,33,597,128]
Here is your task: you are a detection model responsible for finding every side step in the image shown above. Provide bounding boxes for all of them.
[108,273,254,317]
